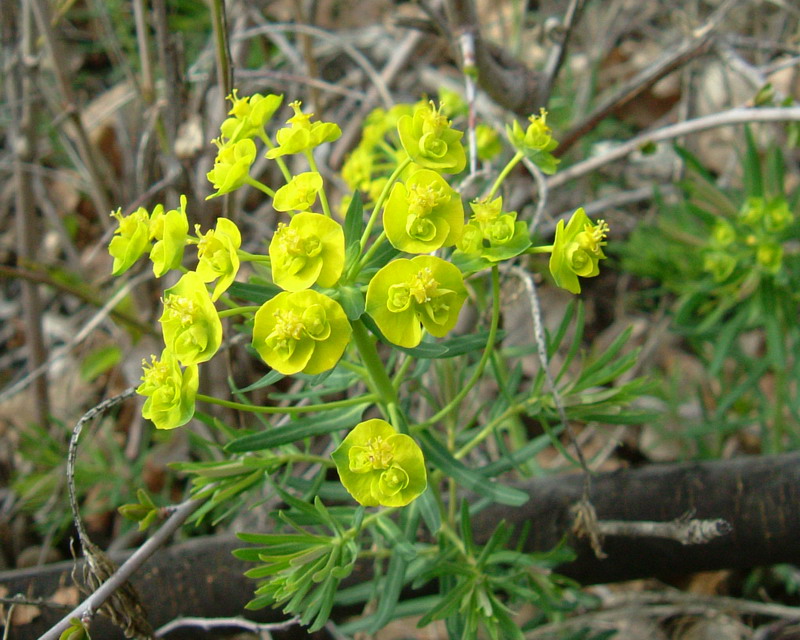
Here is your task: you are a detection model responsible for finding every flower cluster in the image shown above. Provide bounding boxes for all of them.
[266,101,342,159]
[702,195,794,281]
[549,208,609,294]
[221,90,283,143]
[252,290,351,375]
[269,213,344,291]
[366,256,468,348]
[332,419,426,507]
[137,349,198,430]
[109,197,189,277]
[506,108,559,174]
[383,169,464,253]
[456,196,531,266]
[136,270,223,430]
[397,101,466,174]
[108,89,610,517]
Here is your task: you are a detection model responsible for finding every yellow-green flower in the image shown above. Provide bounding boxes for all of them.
[765,197,793,232]
[109,207,151,275]
[757,242,783,273]
[710,220,736,248]
[383,169,464,253]
[365,256,467,348]
[265,100,341,159]
[149,196,189,277]
[549,208,609,294]
[506,108,560,174]
[159,271,223,366]
[397,101,466,174]
[739,197,764,226]
[220,90,283,142]
[269,212,344,291]
[332,419,427,507]
[703,251,737,282]
[195,217,241,301]
[137,349,198,430]
[252,289,351,375]
[342,146,375,192]
[476,124,502,162]
[273,171,323,212]
[206,138,257,198]
[455,196,531,264]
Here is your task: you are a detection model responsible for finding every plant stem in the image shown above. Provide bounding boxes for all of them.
[305,150,332,217]
[209,0,232,100]
[350,319,400,424]
[237,250,271,264]
[413,266,501,431]
[487,151,524,199]
[359,157,411,252]
[217,306,262,319]
[353,230,386,277]
[244,176,275,198]
[196,393,377,414]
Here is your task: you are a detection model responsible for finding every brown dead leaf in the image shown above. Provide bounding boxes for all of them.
[10,603,40,626]
[52,585,81,608]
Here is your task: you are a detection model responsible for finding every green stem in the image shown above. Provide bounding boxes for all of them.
[196,392,377,414]
[487,151,524,199]
[305,150,332,218]
[352,230,386,277]
[527,244,554,254]
[209,0,231,100]
[392,352,415,391]
[237,250,271,264]
[261,132,292,183]
[413,266,502,431]
[350,318,400,424]
[244,176,275,198]
[217,305,261,319]
[359,157,412,252]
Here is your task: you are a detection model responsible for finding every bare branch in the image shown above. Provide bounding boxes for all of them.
[547,106,800,190]
[444,0,543,116]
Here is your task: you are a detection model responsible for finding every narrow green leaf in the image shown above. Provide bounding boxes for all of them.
[80,345,122,382]
[344,191,364,268]
[335,285,366,321]
[416,485,441,534]
[367,506,419,633]
[373,516,417,560]
[238,370,284,393]
[743,125,764,198]
[419,432,529,506]
[225,403,368,452]
[228,281,281,304]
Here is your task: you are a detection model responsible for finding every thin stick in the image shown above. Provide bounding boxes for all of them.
[27,0,114,225]
[538,0,584,106]
[234,23,393,109]
[39,496,204,640]
[0,269,154,405]
[210,0,233,103]
[155,615,299,637]
[505,266,592,492]
[6,0,50,426]
[594,515,732,545]
[132,0,155,104]
[547,106,800,190]
[555,0,739,156]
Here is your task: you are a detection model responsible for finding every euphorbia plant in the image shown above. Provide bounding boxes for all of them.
[109,92,628,637]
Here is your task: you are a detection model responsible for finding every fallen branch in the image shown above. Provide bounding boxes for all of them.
[6,452,800,639]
